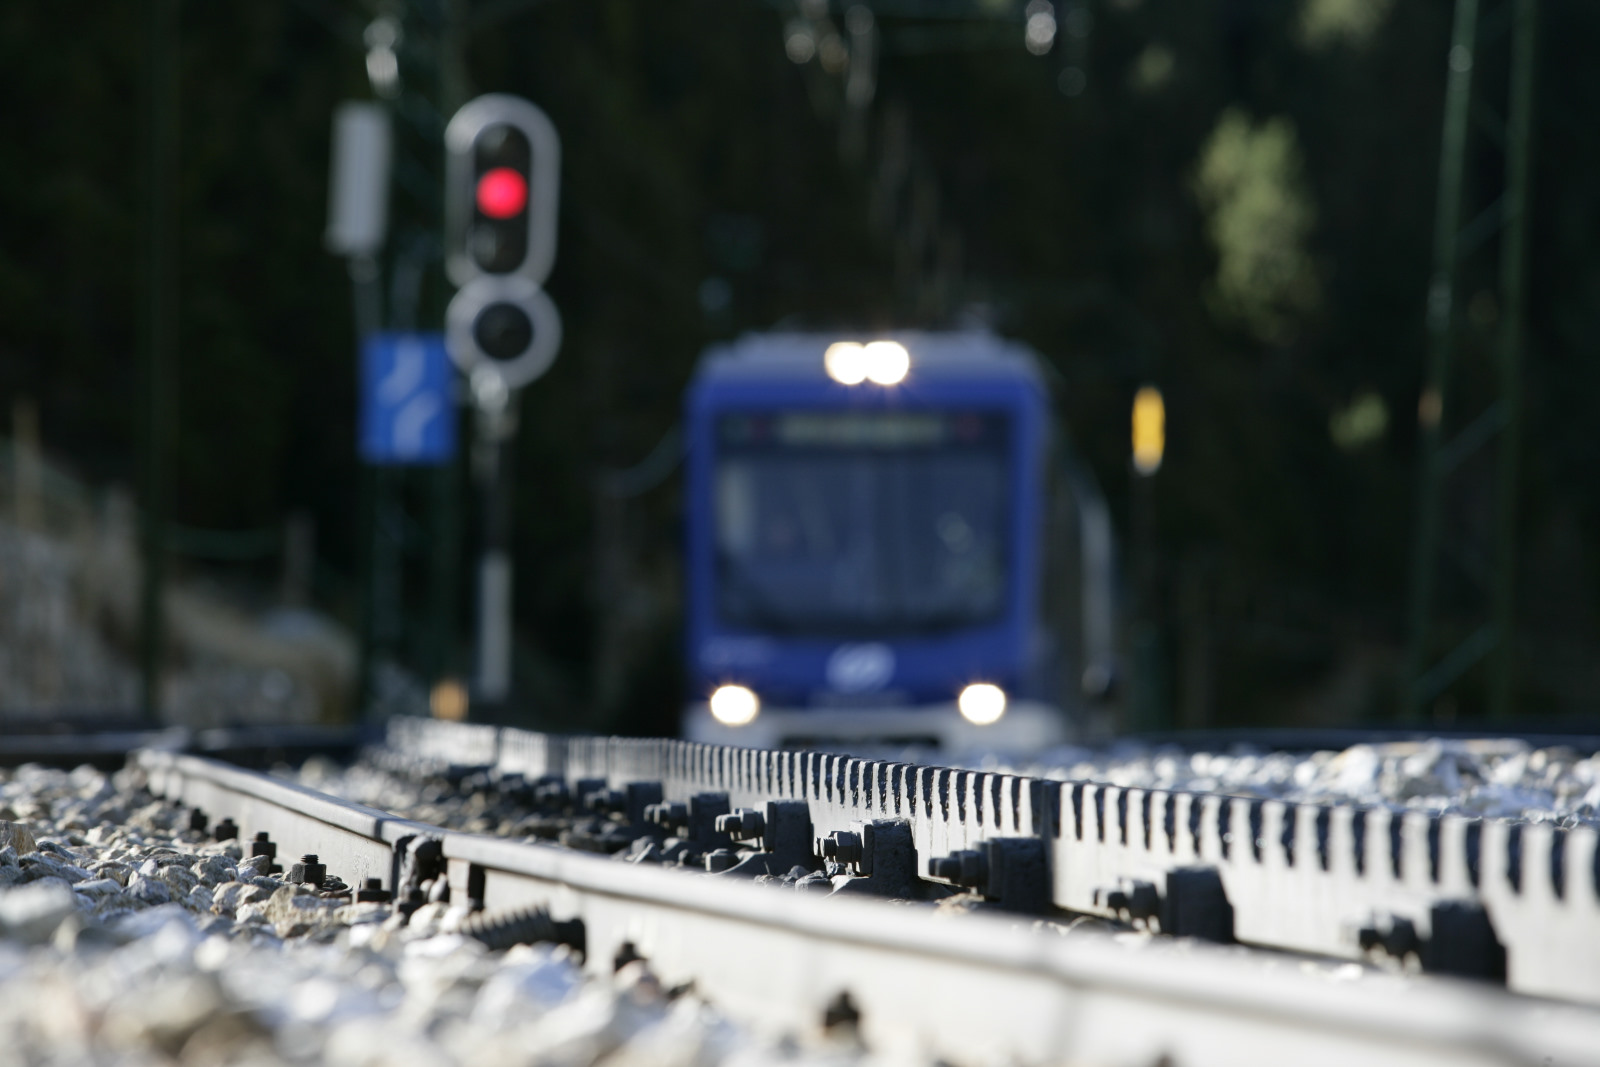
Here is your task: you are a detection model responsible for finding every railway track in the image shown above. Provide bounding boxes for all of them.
[369,719,1600,998]
[94,718,1598,1065]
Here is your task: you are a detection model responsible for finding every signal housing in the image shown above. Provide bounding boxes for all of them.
[444,94,560,287]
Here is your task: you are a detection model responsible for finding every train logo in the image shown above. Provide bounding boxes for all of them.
[826,643,895,693]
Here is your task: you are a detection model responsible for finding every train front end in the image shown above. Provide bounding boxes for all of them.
[682,331,1073,752]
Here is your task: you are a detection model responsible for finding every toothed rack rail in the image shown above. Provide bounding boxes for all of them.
[117,720,1600,1066]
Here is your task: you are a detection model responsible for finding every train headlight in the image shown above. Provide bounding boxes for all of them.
[825,342,868,385]
[708,684,760,726]
[825,340,910,386]
[863,341,910,385]
[957,683,1007,725]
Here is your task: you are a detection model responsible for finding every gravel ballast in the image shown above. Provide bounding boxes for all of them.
[992,737,1600,827]
[10,740,1584,1064]
[0,762,872,1066]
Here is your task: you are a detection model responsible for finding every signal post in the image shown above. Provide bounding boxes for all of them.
[443,95,563,712]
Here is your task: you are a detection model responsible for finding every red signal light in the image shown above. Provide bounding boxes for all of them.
[476,167,528,219]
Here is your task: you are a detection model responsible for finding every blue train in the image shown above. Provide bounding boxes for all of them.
[682,330,1116,751]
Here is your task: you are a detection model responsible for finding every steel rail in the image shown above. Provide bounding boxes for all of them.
[387,719,1600,1005]
[132,745,1600,1067]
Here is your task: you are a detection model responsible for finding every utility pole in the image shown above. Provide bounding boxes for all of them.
[1406,0,1538,721]
[139,0,178,725]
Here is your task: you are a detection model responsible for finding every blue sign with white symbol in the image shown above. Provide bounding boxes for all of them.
[360,332,456,464]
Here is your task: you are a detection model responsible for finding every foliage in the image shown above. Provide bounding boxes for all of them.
[1194,108,1319,343]
[3,0,1600,730]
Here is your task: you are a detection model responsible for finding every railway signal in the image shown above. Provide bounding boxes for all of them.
[444,94,562,390]
[444,94,564,710]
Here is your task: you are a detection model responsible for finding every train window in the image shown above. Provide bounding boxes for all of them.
[712,411,1010,635]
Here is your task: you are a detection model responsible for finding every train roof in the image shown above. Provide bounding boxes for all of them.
[692,330,1051,388]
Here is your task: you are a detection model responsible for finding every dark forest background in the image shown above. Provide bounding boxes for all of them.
[3,0,1600,735]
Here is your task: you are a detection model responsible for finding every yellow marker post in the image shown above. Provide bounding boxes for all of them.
[430,678,469,721]
[1132,386,1165,475]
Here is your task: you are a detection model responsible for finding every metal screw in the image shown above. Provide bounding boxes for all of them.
[397,887,425,920]
[1127,882,1161,922]
[715,808,765,841]
[1382,917,1420,958]
[928,849,987,888]
[249,832,283,873]
[356,877,391,903]
[822,990,861,1032]
[646,801,688,831]
[212,817,238,842]
[821,831,862,865]
[585,788,625,814]
[288,854,327,886]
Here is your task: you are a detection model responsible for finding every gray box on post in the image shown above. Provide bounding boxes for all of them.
[325,101,393,258]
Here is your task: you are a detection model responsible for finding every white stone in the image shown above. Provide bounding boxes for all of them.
[0,880,77,943]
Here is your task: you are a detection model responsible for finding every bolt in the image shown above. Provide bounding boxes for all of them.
[646,801,688,831]
[288,854,327,886]
[212,817,238,842]
[1127,881,1161,921]
[573,778,608,810]
[704,848,739,873]
[594,788,633,814]
[613,941,644,972]
[397,887,425,920]
[715,808,766,841]
[534,782,569,808]
[929,849,986,887]
[249,833,283,874]
[821,831,862,865]
[356,877,391,904]
[822,990,861,1032]
[187,809,209,834]
[1382,917,1420,958]
[957,849,988,889]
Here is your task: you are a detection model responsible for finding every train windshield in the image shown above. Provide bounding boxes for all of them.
[713,410,1010,635]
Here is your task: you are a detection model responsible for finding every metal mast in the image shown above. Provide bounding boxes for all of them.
[1406,0,1538,721]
